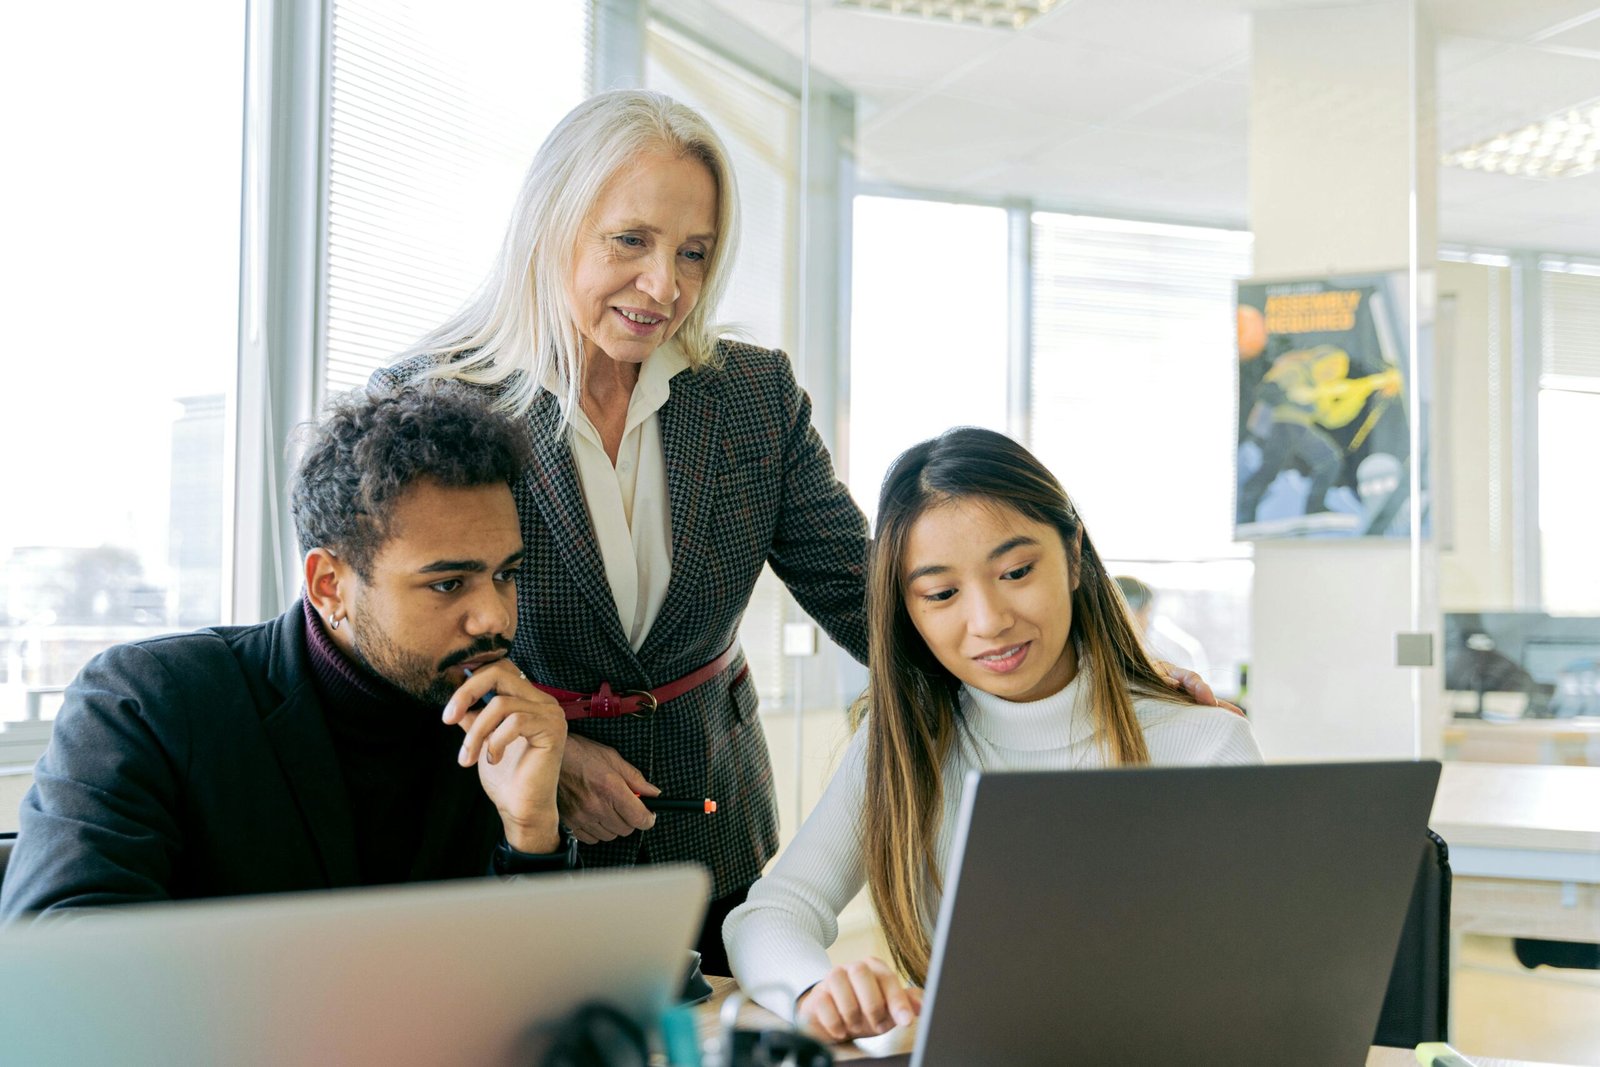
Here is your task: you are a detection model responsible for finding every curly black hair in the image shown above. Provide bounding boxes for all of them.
[290,382,532,578]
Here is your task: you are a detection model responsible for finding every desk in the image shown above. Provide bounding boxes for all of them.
[697,978,1569,1066]
[1443,719,1600,766]
[697,978,878,1063]
[1432,762,1600,942]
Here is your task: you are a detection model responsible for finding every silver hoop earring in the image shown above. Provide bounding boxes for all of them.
[329,615,342,631]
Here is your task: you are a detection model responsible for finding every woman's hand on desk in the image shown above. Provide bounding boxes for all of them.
[557,734,658,844]
[797,957,922,1042]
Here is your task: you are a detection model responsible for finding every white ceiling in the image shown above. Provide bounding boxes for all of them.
[679,0,1600,255]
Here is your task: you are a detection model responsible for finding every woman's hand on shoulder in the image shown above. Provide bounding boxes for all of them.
[796,957,921,1042]
[1156,661,1245,717]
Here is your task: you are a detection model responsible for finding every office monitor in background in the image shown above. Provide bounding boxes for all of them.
[0,865,707,1067]
[1443,610,1600,719]
[913,761,1441,1067]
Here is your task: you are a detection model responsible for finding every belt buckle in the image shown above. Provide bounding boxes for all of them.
[621,689,659,718]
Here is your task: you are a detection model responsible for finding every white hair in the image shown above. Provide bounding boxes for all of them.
[402,89,741,419]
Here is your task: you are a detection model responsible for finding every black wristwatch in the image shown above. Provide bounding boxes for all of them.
[491,826,580,875]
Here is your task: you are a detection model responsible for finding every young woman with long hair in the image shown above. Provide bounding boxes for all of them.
[723,427,1261,1039]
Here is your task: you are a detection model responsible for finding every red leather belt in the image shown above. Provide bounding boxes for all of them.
[533,642,744,720]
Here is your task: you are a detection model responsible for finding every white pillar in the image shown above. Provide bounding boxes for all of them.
[1246,1,1440,760]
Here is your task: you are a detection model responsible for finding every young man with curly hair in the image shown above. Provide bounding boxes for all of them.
[2,384,576,921]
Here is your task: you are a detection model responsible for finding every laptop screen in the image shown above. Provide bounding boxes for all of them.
[914,761,1440,1067]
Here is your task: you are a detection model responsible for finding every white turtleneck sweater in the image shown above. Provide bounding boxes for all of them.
[722,673,1263,1016]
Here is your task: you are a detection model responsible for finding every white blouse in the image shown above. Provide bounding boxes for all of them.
[554,341,689,650]
[723,671,1263,1016]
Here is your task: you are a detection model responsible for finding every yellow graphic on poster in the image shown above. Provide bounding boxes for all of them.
[1235,272,1426,540]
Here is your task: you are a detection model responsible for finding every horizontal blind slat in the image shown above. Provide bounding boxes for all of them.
[1030,211,1251,560]
[1543,269,1600,382]
[323,0,586,396]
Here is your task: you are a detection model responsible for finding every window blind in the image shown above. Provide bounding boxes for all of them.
[1541,263,1600,387]
[1029,213,1253,561]
[322,0,588,397]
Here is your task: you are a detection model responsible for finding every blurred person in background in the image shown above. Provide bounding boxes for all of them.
[1115,575,1211,682]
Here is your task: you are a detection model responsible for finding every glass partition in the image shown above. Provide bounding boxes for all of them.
[641,0,1427,761]
[1435,4,1600,771]
[625,2,1600,1055]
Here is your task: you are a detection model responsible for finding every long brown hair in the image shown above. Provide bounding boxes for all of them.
[856,427,1191,983]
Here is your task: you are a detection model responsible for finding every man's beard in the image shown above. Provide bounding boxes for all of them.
[346,612,509,706]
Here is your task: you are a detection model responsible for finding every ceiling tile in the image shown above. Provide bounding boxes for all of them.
[805,8,1013,91]
[934,34,1200,127]
[1539,11,1600,52]
[1029,0,1250,75]
[1436,35,1510,75]
[1027,125,1244,179]
[855,91,1078,184]
[1424,0,1600,43]
[1160,154,1250,222]
[1438,166,1541,208]
[993,161,1179,217]
[1438,43,1600,149]
[689,0,806,45]
[1470,170,1600,216]
[1442,212,1600,253]
[1115,75,1250,144]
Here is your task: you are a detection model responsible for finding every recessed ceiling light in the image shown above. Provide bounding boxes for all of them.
[834,0,1057,31]
[1443,99,1600,180]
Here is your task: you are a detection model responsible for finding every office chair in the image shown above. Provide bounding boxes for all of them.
[1512,937,1600,971]
[0,831,15,892]
[1373,830,1451,1047]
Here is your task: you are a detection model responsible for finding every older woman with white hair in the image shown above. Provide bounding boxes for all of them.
[375,89,870,972]
[377,89,1224,972]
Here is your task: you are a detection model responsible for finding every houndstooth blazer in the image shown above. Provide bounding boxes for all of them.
[376,340,869,897]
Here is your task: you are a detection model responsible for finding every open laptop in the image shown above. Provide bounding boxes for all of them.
[909,761,1441,1067]
[0,864,707,1067]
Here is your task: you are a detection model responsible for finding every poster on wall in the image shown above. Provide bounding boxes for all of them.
[1234,271,1427,540]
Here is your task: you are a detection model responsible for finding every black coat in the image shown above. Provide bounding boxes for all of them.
[0,607,500,921]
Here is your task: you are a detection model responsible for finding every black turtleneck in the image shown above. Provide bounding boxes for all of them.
[300,594,463,886]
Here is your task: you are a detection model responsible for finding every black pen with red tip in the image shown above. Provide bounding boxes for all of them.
[636,794,718,814]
